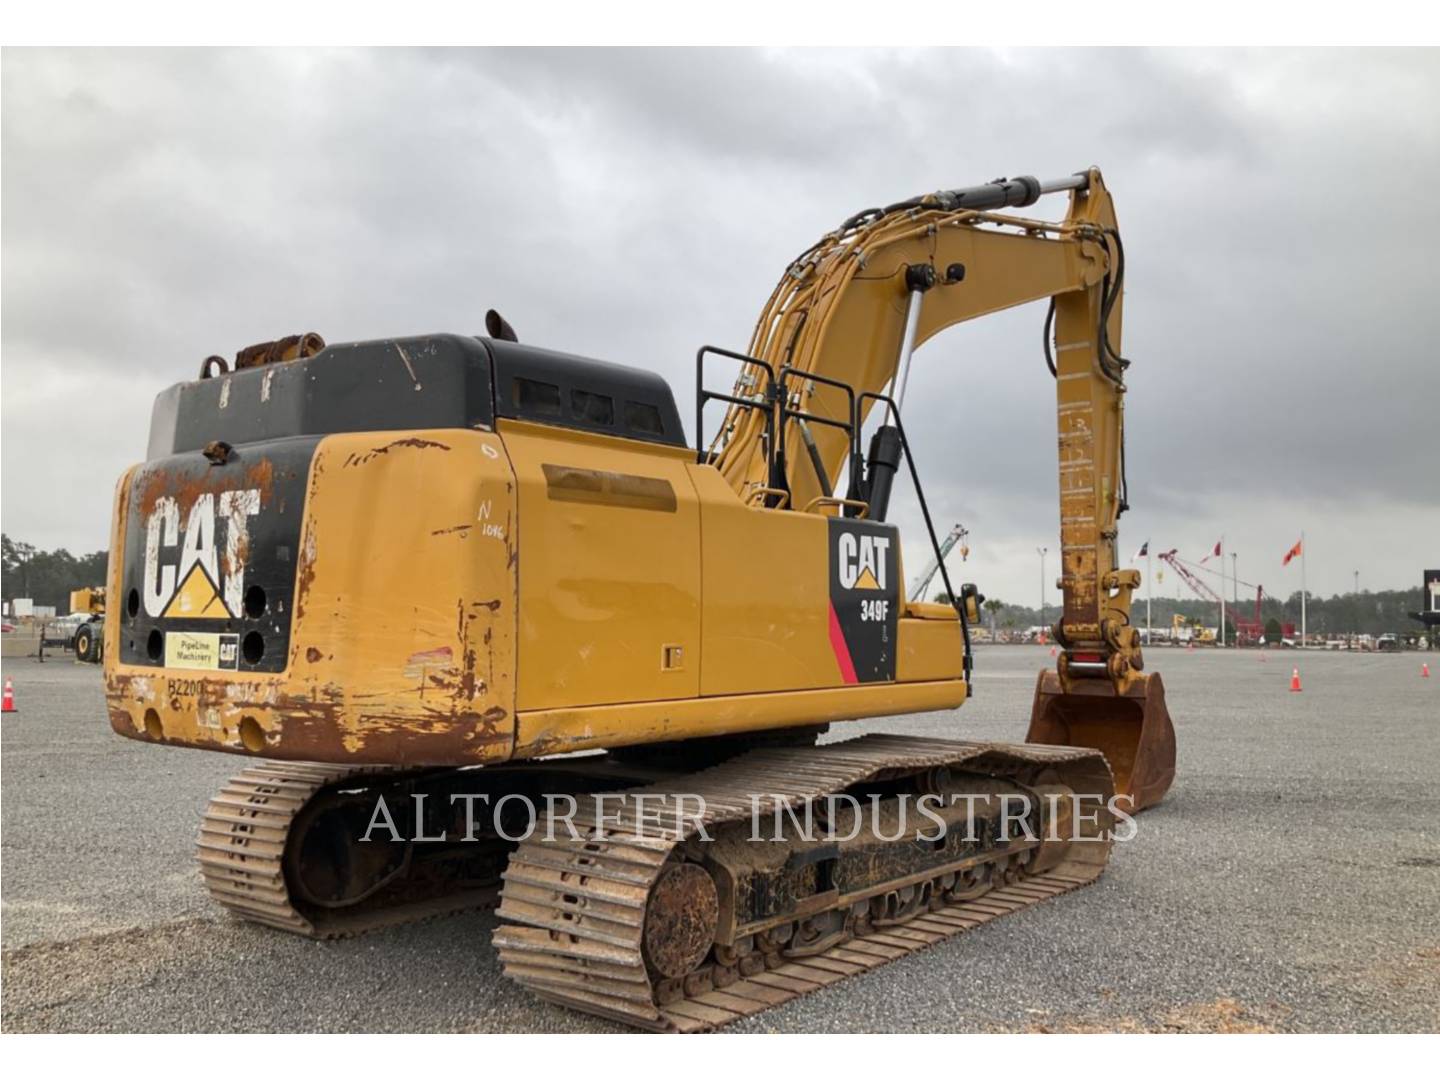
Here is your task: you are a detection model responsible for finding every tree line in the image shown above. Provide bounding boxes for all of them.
[964,583,1427,639]
[2,535,108,613]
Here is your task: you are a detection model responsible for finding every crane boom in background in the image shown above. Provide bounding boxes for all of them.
[1158,549,1289,645]
[1158,549,1222,605]
[908,523,969,602]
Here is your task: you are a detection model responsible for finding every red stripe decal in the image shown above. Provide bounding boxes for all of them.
[828,601,859,684]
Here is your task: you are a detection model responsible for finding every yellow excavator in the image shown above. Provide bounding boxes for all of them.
[103,167,1174,1030]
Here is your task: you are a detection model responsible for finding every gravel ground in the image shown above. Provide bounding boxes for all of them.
[2,646,1437,1033]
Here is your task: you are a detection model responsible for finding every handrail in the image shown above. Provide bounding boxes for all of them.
[744,486,791,510]
[696,345,787,506]
[801,495,869,518]
[696,346,776,464]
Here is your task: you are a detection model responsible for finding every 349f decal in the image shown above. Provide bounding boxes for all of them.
[827,519,900,683]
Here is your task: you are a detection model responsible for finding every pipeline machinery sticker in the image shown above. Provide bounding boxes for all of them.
[827,518,900,683]
[164,631,240,671]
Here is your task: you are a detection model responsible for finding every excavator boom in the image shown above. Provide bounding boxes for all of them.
[708,167,1174,809]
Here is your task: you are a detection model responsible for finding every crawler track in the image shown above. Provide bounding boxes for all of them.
[493,734,1114,1031]
[198,761,504,938]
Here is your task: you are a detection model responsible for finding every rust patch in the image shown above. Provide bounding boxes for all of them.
[431,524,474,537]
[221,525,251,580]
[108,668,509,766]
[234,332,325,369]
[135,457,276,520]
[342,438,451,469]
[405,647,455,693]
[276,701,513,765]
[294,512,319,621]
[106,706,135,734]
[305,647,322,663]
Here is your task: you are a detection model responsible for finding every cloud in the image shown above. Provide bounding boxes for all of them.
[3,47,1437,605]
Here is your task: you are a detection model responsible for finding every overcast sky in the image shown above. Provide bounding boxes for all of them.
[3,47,1437,612]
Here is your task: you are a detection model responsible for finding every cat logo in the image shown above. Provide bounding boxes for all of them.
[827,520,899,684]
[143,490,261,619]
[837,532,890,591]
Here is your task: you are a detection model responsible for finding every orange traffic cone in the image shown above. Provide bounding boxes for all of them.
[1,677,15,713]
[1289,667,1302,693]
[1424,663,1431,679]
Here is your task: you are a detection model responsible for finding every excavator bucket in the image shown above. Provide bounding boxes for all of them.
[1026,670,1176,812]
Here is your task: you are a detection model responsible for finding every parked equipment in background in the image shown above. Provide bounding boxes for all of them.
[103,168,1175,1031]
[1407,571,1439,646]
[1170,613,1215,645]
[1159,550,1227,640]
[1159,550,1297,647]
[1233,586,1265,646]
[68,587,106,664]
[40,612,89,649]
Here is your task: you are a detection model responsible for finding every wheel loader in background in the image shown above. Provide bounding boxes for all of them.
[102,167,1175,1030]
[69,587,106,663]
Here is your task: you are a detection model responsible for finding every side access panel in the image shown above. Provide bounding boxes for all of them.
[689,466,836,696]
[500,419,703,711]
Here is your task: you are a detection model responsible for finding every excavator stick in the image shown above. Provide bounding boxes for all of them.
[1026,671,1175,812]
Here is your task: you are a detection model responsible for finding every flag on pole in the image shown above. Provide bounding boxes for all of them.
[1200,539,1222,564]
[1133,540,1149,562]
[1282,538,1303,566]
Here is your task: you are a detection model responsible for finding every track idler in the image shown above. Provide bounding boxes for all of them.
[1026,669,1175,812]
